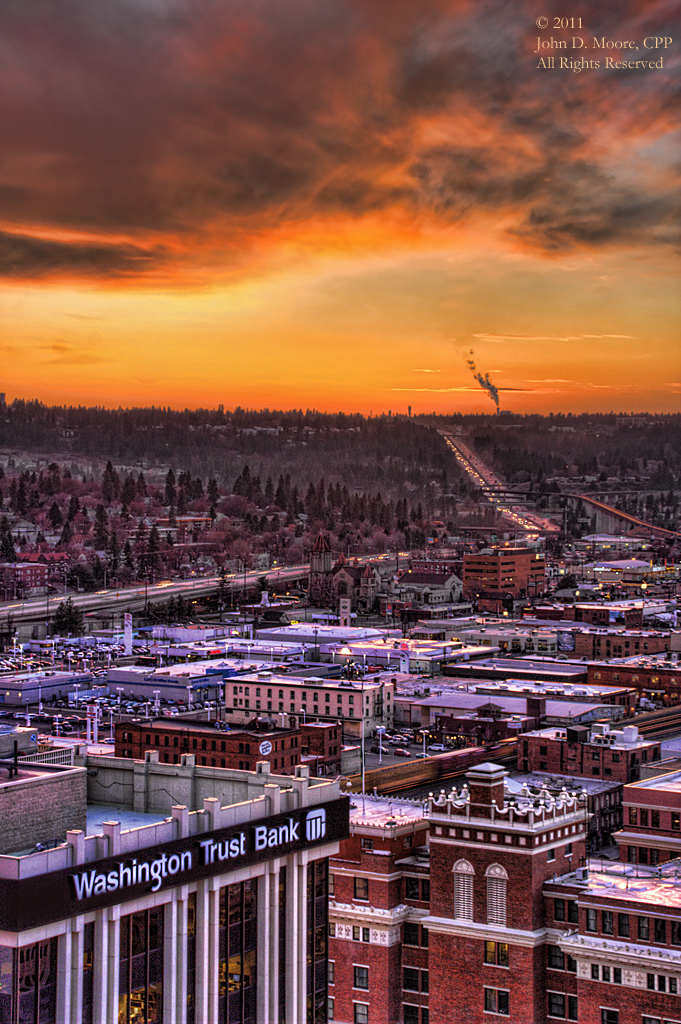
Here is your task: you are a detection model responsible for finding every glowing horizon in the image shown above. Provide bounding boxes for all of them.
[2,0,679,415]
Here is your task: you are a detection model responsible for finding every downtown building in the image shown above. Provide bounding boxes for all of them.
[0,751,348,1024]
[328,763,681,1024]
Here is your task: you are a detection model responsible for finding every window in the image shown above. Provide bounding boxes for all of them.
[602,911,613,935]
[567,995,578,1021]
[547,849,556,862]
[640,809,649,827]
[420,971,429,993]
[586,908,597,932]
[354,1003,369,1024]
[613,968,621,984]
[328,996,334,1020]
[405,878,420,900]
[651,810,660,828]
[638,916,649,940]
[567,901,578,924]
[362,928,370,943]
[642,1018,661,1024]
[602,966,611,982]
[654,919,666,943]
[547,945,564,970]
[566,955,576,973]
[485,941,509,967]
[548,993,566,1018]
[354,966,369,990]
[600,1011,618,1024]
[328,924,336,937]
[403,968,419,991]
[554,899,566,922]
[486,865,508,926]
[404,922,420,946]
[329,874,335,897]
[328,961,335,985]
[361,838,374,851]
[421,879,430,902]
[618,914,629,937]
[629,808,637,825]
[354,877,369,901]
[671,920,681,945]
[484,988,509,1015]
[353,927,361,941]
[403,1007,419,1024]
[672,812,680,830]
[454,860,474,920]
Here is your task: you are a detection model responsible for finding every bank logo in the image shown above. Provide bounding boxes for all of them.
[305,808,326,842]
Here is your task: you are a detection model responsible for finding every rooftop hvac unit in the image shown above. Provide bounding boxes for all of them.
[575,867,588,881]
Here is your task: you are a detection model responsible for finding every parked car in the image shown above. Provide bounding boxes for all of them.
[393,748,412,757]
[428,744,448,752]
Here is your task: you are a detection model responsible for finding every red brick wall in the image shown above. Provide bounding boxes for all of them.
[428,934,546,1024]
[518,734,660,784]
[329,940,403,1024]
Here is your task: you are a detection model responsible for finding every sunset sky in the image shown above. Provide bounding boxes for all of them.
[1,0,679,414]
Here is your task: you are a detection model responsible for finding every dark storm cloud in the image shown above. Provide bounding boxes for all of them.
[0,0,677,280]
[0,230,161,278]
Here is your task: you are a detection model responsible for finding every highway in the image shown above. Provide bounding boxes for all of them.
[439,430,559,534]
[0,564,311,625]
[0,553,402,625]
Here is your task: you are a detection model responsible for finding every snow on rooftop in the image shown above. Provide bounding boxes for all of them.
[347,794,425,829]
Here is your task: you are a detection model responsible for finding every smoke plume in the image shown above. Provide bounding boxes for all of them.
[467,350,499,410]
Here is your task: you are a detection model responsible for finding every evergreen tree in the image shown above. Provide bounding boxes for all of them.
[53,597,84,636]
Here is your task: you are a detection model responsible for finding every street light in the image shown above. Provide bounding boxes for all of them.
[419,728,427,759]
[376,726,386,765]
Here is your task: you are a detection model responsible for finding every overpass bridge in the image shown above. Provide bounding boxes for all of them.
[565,494,681,541]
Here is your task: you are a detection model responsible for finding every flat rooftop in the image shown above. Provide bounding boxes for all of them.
[348,794,425,829]
[559,859,681,911]
[625,769,681,794]
[508,772,620,797]
[86,803,168,835]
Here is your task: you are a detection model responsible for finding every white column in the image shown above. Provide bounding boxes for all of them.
[106,910,121,1024]
[92,908,109,1023]
[69,917,84,1024]
[175,893,189,1024]
[256,863,279,1024]
[164,896,179,1024]
[194,879,212,1024]
[55,927,71,1024]
[285,854,308,1024]
[207,881,221,1023]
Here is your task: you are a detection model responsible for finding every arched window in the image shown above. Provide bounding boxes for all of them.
[453,859,475,920]
[486,864,508,926]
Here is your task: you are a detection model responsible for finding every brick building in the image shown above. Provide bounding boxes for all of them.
[114,717,302,773]
[614,769,681,867]
[518,723,661,784]
[462,547,546,604]
[546,861,681,1024]
[329,763,681,1023]
[0,560,48,596]
[301,721,343,776]
[570,628,669,661]
[588,657,681,705]
[223,671,394,741]
[328,797,430,1024]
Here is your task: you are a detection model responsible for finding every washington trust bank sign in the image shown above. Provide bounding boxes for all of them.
[0,798,349,932]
